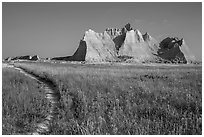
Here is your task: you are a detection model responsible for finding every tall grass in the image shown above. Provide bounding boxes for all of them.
[11,62,202,134]
[2,67,49,135]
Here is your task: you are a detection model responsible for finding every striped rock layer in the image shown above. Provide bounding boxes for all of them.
[51,23,196,64]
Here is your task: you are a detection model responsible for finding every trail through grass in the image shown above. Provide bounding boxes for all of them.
[4,62,202,134]
[2,67,49,134]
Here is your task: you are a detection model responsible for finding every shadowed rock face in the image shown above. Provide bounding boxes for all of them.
[31,55,40,61]
[105,24,160,62]
[52,40,87,61]
[5,55,40,61]
[68,40,87,61]
[11,55,32,60]
[113,34,126,52]
[118,29,159,62]
[4,57,12,61]
[52,29,117,62]
[158,37,196,63]
[106,23,135,53]
[125,23,132,31]
[51,23,195,64]
[106,27,126,52]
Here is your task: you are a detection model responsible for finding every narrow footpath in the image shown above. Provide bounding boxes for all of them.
[13,66,62,135]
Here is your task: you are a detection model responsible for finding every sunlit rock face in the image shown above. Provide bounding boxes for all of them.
[142,32,159,54]
[4,57,12,62]
[70,29,117,62]
[179,39,196,63]
[118,29,159,62]
[51,23,195,64]
[158,37,196,63]
[104,23,160,62]
[31,55,40,61]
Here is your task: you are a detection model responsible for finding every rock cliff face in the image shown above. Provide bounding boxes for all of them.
[179,39,196,63]
[118,29,159,62]
[158,37,196,63]
[83,29,117,62]
[51,23,195,64]
[106,23,132,52]
[105,23,159,62]
[52,29,117,62]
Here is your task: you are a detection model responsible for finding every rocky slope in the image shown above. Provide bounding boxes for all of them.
[82,29,117,62]
[4,55,40,61]
[5,22,196,64]
[157,37,196,63]
[118,29,159,62]
[52,29,117,62]
[51,23,196,64]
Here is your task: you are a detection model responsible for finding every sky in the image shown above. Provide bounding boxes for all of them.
[2,2,202,61]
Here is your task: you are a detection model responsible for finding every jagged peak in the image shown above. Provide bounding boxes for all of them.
[135,29,142,35]
[145,32,151,37]
[169,37,184,46]
[181,38,185,44]
[83,29,98,39]
[105,27,122,37]
[85,28,95,33]
[81,29,94,40]
[135,29,144,42]
[124,23,132,31]
[103,30,110,37]
[178,38,184,46]
[106,27,120,31]
[143,32,152,41]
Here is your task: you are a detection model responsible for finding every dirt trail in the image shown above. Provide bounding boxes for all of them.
[7,64,62,135]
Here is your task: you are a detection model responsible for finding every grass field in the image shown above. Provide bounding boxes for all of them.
[2,67,49,135]
[3,62,202,134]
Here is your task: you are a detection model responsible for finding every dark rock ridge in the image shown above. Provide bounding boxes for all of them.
[52,40,87,61]
[158,37,196,63]
[51,23,196,64]
[5,55,40,61]
[12,55,32,60]
[31,55,40,61]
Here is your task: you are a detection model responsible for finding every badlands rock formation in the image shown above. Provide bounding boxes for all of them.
[118,29,159,62]
[11,55,32,61]
[52,29,117,62]
[5,23,195,64]
[5,55,40,61]
[52,23,195,64]
[31,55,40,61]
[78,29,117,62]
[157,37,196,63]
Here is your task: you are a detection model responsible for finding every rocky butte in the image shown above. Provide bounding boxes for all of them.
[51,23,196,64]
[4,23,196,64]
[158,37,196,63]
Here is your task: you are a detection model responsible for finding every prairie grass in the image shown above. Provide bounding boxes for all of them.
[2,67,49,135]
[7,62,202,134]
